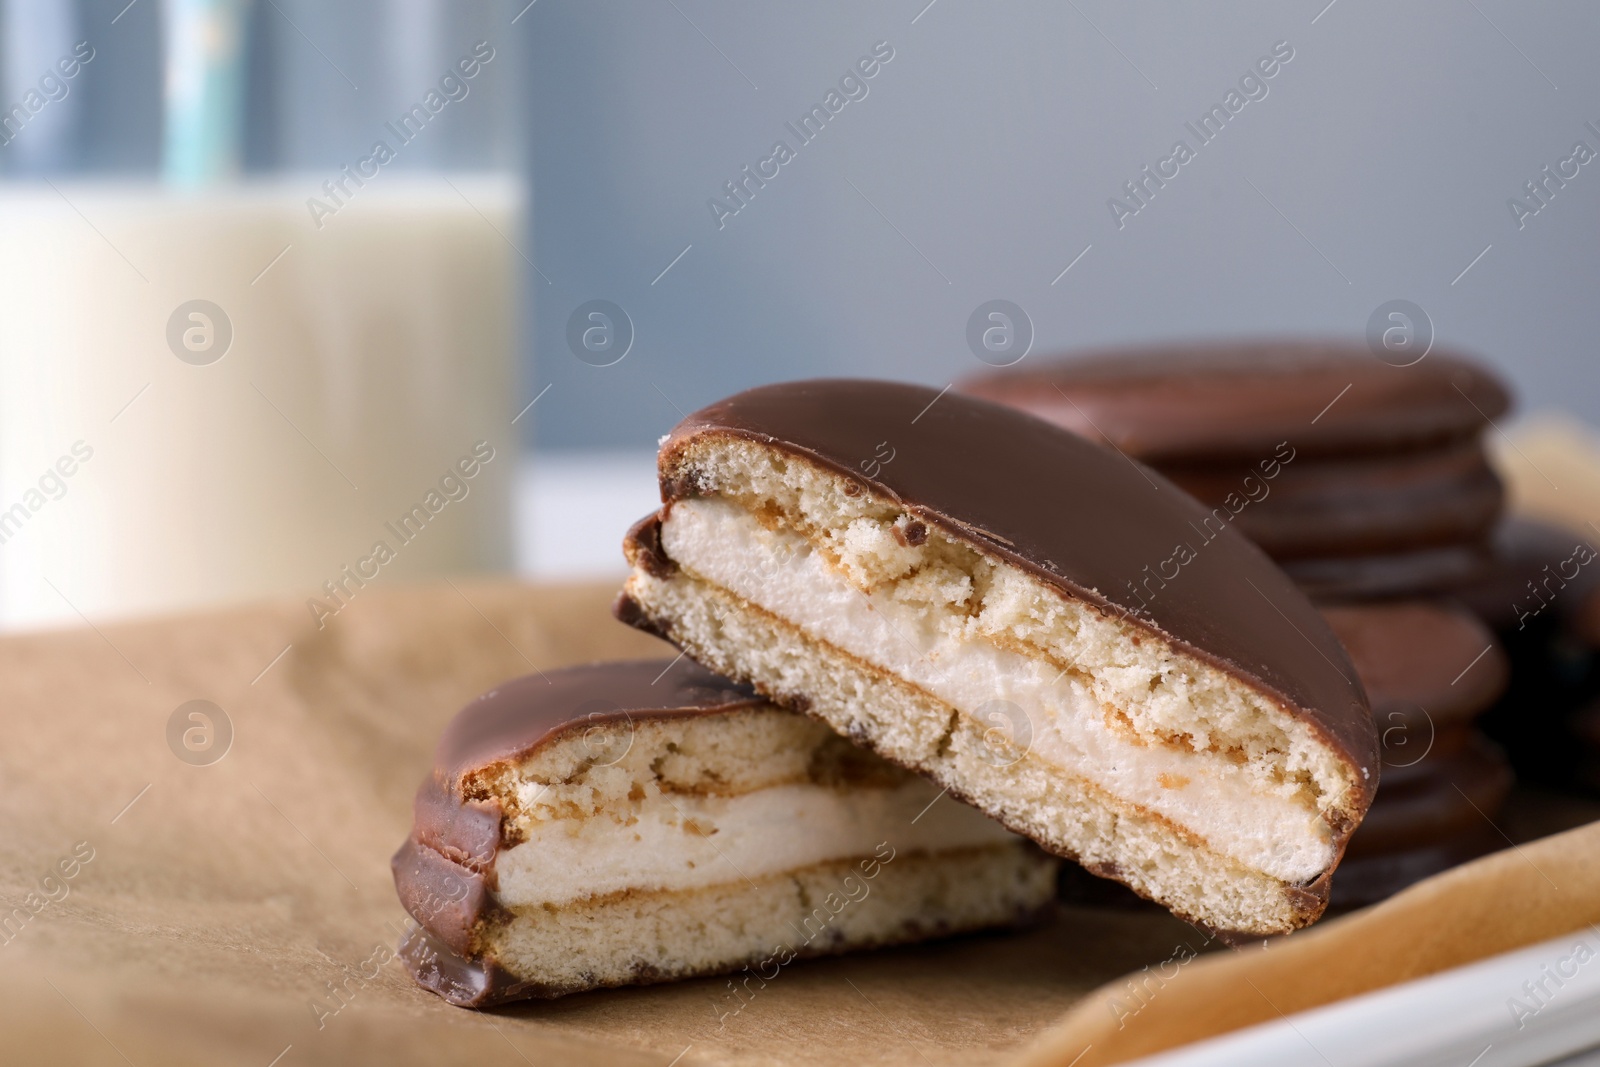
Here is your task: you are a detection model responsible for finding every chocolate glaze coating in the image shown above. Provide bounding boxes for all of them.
[434,660,759,782]
[1331,824,1504,909]
[1321,601,1508,730]
[1331,730,1512,907]
[1469,521,1600,792]
[1453,518,1600,632]
[1163,440,1504,559]
[1284,541,1494,601]
[397,923,546,1007]
[643,379,1377,815]
[957,340,1511,462]
[1571,697,1600,780]
[1343,733,1512,855]
[1578,588,1600,649]
[1322,600,1517,907]
[392,659,763,1007]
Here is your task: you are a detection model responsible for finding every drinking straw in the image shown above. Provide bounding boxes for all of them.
[161,0,251,186]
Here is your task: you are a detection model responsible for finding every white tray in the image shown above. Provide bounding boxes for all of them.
[1126,928,1600,1067]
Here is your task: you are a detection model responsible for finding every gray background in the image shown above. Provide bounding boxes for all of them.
[4,0,1597,450]
[523,0,1600,449]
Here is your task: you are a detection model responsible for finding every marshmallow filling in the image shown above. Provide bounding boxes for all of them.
[496,776,1015,908]
[660,497,1334,883]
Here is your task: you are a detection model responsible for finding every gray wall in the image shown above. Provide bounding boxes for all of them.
[6,1,1595,451]
[524,0,1600,449]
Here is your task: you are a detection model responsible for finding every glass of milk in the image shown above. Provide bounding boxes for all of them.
[0,175,520,628]
[0,2,524,627]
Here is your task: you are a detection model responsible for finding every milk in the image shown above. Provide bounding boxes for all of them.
[0,174,519,628]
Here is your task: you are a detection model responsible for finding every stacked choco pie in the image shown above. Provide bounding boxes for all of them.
[394,379,1379,1006]
[961,341,1517,905]
[1452,518,1600,794]
[1568,594,1600,788]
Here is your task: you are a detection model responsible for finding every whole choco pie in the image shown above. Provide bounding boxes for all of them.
[959,339,1509,463]
[959,340,1509,572]
[1163,439,1503,560]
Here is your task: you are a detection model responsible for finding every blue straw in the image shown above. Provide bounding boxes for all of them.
[162,0,251,187]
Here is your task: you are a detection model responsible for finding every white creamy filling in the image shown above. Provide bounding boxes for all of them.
[495,778,1013,908]
[660,497,1333,882]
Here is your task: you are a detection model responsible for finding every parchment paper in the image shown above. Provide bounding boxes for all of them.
[5,418,1599,1066]
[0,580,1204,1067]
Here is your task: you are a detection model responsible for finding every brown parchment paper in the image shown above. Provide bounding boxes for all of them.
[0,579,1205,1067]
[5,419,1599,1067]
[1016,819,1600,1066]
